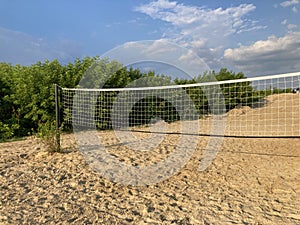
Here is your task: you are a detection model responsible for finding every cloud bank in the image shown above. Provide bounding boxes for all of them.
[134,0,265,72]
[224,32,300,76]
[135,0,300,76]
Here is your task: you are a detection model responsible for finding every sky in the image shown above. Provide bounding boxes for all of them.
[0,0,300,77]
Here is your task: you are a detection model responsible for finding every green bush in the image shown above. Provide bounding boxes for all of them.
[0,57,95,139]
[0,122,19,140]
[36,121,61,152]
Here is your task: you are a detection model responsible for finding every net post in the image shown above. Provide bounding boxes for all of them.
[55,84,61,151]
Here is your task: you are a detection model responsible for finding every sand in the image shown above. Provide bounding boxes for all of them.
[1,93,300,224]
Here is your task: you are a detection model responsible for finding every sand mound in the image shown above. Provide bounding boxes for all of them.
[227,106,252,116]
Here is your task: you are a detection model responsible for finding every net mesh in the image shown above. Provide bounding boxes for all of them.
[61,72,300,137]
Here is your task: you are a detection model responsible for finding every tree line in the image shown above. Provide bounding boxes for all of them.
[0,57,266,140]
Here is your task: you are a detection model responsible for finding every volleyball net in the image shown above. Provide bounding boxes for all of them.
[59,72,300,138]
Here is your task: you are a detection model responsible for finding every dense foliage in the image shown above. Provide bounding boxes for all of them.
[1,57,275,140]
[0,58,95,140]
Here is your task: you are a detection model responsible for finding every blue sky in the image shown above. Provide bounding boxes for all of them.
[0,0,300,76]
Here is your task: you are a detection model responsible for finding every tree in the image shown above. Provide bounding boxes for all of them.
[0,63,17,139]
[0,57,96,139]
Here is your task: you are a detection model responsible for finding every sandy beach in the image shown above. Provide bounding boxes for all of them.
[1,93,299,224]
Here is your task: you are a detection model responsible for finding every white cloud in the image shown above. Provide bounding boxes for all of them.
[136,0,177,16]
[223,32,300,76]
[104,40,210,78]
[281,19,288,25]
[288,23,298,29]
[0,27,81,65]
[135,1,259,34]
[135,0,265,71]
[280,0,299,7]
[142,39,178,56]
[178,49,207,69]
[292,6,298,12]
[280,0,299,12]
[281,19,298,30]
